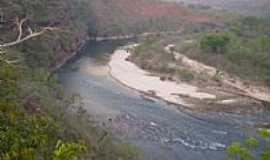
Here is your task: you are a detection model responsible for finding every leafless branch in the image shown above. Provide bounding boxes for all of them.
[0,17,58,48]
[15,17,27,41]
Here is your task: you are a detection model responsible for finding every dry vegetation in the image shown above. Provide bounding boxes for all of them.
[167,0,270,17]
[130,13,270,113]
[87,0,214,37]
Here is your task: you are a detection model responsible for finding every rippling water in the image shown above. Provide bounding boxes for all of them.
[58,40,269,160]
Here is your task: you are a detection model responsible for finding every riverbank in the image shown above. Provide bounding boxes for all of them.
[50,36,89,72]
[109,44,268,113]
[59,39,270,160]
[109,44,218,108]
[88,30,184,42]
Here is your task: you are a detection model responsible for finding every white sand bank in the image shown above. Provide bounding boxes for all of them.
[166,44,270,104]
[109,46,216,106]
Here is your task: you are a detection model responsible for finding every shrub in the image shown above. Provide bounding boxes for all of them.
[226,129,270,160]
[0,101,87,160]
[176,69,194,81]
[201,32,230,53]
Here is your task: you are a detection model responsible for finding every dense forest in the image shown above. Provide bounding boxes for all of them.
[0,0,142,159]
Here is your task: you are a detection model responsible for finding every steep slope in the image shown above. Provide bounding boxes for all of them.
[0,0,91,70]
[0,1,141,159]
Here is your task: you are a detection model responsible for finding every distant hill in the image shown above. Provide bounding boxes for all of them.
[164,0,270,17]
[87,0,213,36]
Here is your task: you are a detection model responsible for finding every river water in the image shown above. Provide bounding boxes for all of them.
[58,40,269,160]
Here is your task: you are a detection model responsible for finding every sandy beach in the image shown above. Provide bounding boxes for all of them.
[108,45,216,107]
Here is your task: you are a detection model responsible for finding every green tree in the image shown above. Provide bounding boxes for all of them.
[201,32,230,53]
[226,129,270,160]
[226,142,253,160]
[52,140,87,160]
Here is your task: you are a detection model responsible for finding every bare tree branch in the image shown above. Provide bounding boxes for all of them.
[15,17,27,42]
[0,17,58,64]
[0,17,58,48]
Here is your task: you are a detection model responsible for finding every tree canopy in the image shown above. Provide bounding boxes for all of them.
[201,32,230,53]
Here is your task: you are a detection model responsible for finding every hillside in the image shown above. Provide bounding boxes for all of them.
[87,0,213,36]
[164,0,270,17]
[129,10,270,114]
[0,0,217,83]
[0,0,91,70]
[0,0,143,159]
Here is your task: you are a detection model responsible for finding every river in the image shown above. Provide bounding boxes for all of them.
[58,39,269,160]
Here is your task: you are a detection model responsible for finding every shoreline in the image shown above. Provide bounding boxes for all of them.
[108,45,217,108]
[108,64,193,110]
[89,30,183,42]
[108,44,270,113]
[49,36,89,72]
[165,44,270,105]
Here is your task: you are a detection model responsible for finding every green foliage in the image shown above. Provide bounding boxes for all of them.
[180,16,270,84]
[226,130,270,160]
[0,61,87,159]
[31,68,51,83]
[226,142,242,157]
[224,33,270,83]
[226,142,253,160]
[230,16,270,37]
[0,101,87,160]
[0,62,21,100]
[133,38,175,73]
[244,137,258,148]
[261,146,270,160]
[0,0,143,159]
[0,0,91,69]
[0,59,141,160]
[259,129,270,139]
[52,140,87,160]
[201,32,230,53]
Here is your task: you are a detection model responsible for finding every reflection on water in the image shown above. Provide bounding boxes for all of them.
[58,40,269,160]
